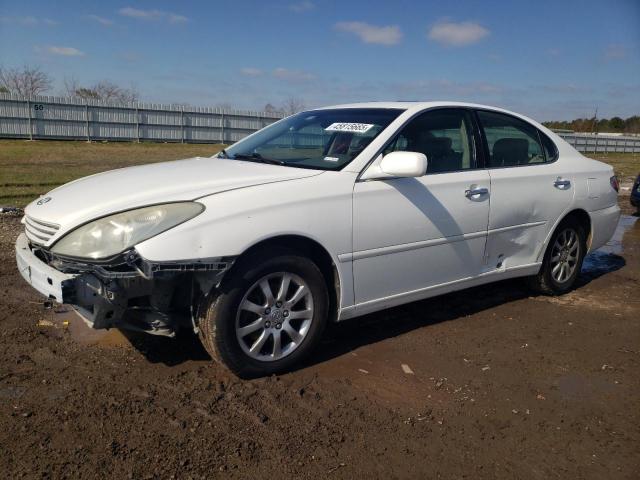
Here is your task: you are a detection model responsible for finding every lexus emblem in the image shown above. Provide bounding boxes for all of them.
[36,196,52,206]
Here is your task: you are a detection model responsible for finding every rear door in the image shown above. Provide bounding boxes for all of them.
[476,109,574,271]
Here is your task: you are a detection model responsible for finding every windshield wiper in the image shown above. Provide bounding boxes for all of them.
[218,148,230,159]
[232,152,286,166]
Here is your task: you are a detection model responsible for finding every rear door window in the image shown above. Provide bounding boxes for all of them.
[477,110,546,167]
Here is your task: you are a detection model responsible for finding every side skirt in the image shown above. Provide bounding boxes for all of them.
[337,262,541,321]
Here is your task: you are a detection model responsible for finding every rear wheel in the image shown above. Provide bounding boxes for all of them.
[198,250,328,378]
[528,217,586,295]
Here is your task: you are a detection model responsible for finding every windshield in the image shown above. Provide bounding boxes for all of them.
[221,108,403,170]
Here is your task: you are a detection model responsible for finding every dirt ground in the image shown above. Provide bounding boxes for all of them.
[1,195,638,479]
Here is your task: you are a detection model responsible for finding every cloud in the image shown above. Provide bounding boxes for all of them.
[289,1,315,12]
[168,14,188,24]
[0,16,57,26]
[118,7,163,19]
[604,44,626,60]
[241,67,264,77]
[118,7,188,23]
[428,21,489,47]
[87,14,113,26]
[43,45,85,56]
[546,48,561,57]
[334,21,402,45]
[272,67,316,82]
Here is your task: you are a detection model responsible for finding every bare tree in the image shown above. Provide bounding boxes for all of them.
[64,77,139,103]
[281,97,305,116]
[63,77,87,98]
[262,103,282,115]
[0,65,52,96]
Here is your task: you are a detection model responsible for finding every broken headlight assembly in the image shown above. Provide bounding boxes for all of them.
[50,202,205,260]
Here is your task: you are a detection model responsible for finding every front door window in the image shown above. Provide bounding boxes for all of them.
[384,108,476,173]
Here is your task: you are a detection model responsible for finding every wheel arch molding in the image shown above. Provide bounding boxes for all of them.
[217,234,342,324]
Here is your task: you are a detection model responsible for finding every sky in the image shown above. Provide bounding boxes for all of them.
[0,0,638,121]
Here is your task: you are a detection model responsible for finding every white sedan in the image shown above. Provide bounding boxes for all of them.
[16,102,620,377]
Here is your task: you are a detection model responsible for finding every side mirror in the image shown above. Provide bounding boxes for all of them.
[379,151,428,178]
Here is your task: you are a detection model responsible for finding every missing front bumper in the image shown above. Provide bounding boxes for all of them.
[15,233,232,336]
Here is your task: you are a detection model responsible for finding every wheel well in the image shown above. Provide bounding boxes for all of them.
[562,209,592,248]
[232,235,340,322]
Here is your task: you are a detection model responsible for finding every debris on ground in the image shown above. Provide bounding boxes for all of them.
[0,206,23,215]
[401,364,414,375]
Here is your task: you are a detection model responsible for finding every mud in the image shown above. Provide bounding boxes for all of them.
[1,205,638,479]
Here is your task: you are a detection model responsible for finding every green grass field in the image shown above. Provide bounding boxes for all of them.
[0,140,224,207]
[0,139,638,207]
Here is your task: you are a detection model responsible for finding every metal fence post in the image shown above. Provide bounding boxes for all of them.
[26,98,33,140]
[135,106,140,142]
[220,111,225,145]
[85,103,90,142]
[180,106,185,144]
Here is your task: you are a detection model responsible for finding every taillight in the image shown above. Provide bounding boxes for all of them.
[610,175,619,193]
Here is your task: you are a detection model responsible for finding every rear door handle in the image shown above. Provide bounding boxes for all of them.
[554,178,571,189]
[465,187,489,198]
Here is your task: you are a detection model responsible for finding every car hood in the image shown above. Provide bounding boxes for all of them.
[24,157,322,230]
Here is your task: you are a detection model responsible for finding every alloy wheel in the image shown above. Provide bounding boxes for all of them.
[550,228,580,284]
[235,272,314,362]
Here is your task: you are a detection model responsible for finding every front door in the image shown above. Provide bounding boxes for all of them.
[352,108,490,307]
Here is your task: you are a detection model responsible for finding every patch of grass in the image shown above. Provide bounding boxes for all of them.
[0,140,224,207]
[586,152,640,184]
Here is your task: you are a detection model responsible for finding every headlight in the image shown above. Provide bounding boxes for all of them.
[51,202,204,259]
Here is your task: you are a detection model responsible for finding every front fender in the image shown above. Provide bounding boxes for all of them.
[134,171,357,309]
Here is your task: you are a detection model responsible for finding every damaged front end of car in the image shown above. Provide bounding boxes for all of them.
[16,201,234,336]
[18,234,235,337]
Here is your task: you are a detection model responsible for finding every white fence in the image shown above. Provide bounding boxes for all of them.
[0,93,639,152]
[0,93,282,144]
[556,131,640,153]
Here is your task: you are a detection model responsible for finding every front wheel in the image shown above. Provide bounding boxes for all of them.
[198,250,328,378]
[528,217,587,295]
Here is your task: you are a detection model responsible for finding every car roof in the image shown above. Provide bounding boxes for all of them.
[315,101,515,113]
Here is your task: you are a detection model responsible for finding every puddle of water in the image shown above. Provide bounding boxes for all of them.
[596,214,636,255]
[53,307,129,347]
[582,215,637,277]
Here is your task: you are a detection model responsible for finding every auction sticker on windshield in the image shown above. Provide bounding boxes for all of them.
[325,123,375,134]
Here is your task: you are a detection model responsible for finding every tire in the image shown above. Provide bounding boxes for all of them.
[527,217,587,295]
[198,248,328,378]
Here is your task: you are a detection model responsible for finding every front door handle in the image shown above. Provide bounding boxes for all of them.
[465,187,489,198]
[554,178,571,189]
